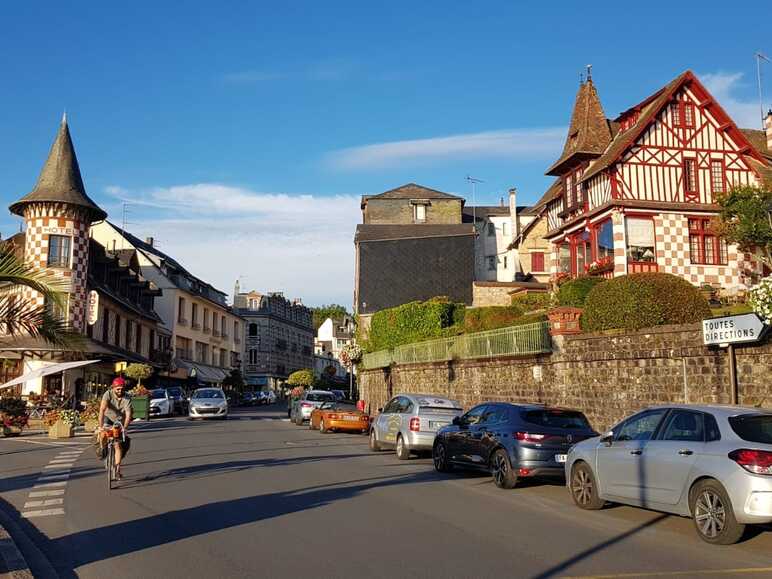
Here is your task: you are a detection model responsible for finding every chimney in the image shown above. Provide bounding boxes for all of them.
[766,109,772,152]
[509,188,519,238]
[145,236,154,247]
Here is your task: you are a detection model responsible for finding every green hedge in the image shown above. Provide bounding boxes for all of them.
[463,304,525,333]
[582,273,711,332]
[511,292,551,310]
[557,276,606,307]
[366,298,464,352]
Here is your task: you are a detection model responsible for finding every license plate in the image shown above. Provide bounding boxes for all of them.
[343,416,358,421]
[430,421,449,429]
[555,454,567,463]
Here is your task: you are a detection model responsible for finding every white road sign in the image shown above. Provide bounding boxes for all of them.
[702,313,765,346]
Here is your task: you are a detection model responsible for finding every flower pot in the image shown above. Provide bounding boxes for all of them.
[2,425,22,437]
[84,419,100,433]
[548,306,584,336]
[130,395,150,420]
[48,421,74,439]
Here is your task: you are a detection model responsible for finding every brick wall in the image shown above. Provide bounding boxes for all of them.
[359,322,772,433]
[364,198,462,225]
[472,282,519,307]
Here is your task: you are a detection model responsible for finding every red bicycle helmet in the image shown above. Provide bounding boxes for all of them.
[111,377,126,388]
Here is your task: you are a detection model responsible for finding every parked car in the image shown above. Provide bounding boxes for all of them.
[309,401,369,434]
[261,390,277,405]
[241,391,257,406]
[188,387,229,420]
[566,404,772,544]
[331,390,346,401]
[370,394,463,460]
[149,388,173,417]
[290,390,336,425]
[166,386,188,415]
[433,403,596,489]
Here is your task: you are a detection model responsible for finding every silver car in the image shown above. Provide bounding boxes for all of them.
[369,394,463,460]
[188,387,228,419]
[567,404,772,544]
[290,390,336,425]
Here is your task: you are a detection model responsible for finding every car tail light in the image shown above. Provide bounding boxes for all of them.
[329,414,339,420]
[516,432,546,443]
[362,415,369,422]
[729,449,772,475]
[301,402,313,408]
[409,417,420,432]
[518,468,532,477]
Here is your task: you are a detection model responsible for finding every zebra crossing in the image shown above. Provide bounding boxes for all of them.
[21,447,85,519]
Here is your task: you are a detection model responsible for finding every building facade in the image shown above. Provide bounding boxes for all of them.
[542,70,772,291]
[314,315,355,359]
[233,286,314,389]
[91,222,244,386]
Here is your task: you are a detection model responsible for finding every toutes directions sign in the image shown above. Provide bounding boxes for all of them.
[702,313,765,346]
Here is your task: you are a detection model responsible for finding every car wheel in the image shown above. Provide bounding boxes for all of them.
[690,479,745,545]
[308,419,315,430]
[396,434,410,460]
[490,448,517,489]
[294,415,303,426]
[570,462,605,510]
[369,429,381,451]
[320,419,327,434]
[433,440,452,473]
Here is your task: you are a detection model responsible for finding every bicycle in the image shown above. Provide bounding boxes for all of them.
[102,421,125,491]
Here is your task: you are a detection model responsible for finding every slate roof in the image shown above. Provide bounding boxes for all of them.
[361,183,463,207]
[530,178,563,209]
[546,79,612,176]
[741,129,771,160]
[461,205,530,220]
[355,224,475,243]
[10,115,107,221]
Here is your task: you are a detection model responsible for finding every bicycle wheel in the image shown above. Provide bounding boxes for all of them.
[106,443,113,491]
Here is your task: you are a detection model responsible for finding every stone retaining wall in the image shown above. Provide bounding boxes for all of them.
[359,323,772,432]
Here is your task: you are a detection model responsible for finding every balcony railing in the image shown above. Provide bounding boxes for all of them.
[192,322,201,330]
[361,322,551,370]
[204,326,212,334]
[178,317,188,326]
[213,329,221,337]
[234,336,241,344]
[175,347,192,361]
[221,332,229,340]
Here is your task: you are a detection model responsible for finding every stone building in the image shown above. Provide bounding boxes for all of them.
[233,285,314,390]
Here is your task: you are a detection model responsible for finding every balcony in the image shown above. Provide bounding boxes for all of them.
[234,336,241,345]
[204,326,212,334]
[192,322,201,330]
[178,317,188,326]
[213,329,221,338]
[221,332,229,340]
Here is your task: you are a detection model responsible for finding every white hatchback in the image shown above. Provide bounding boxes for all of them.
[188,387,228,420]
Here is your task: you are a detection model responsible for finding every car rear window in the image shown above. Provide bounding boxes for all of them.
[522,409,591,430]
[307,392,334,402]
[334,404,358,412]
[729,414,772,444]
[150,389,166,399]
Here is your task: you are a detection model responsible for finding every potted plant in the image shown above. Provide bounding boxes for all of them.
[47,409,80,439]
[81,399,101,432]
[0,396,28,437]
[125,363,153,420]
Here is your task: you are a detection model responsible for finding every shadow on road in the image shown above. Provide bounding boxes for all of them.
[0,465,102,494]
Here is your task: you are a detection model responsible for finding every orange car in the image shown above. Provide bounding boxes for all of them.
[309,402,369,434]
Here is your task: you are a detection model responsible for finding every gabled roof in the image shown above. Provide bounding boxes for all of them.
[362,183,463,205]
[546,79,612,176]
[741,129,771,161]
[10,115,107,222]
[530,178,563,209]
[581,71,767,183]
[355,223,475,243]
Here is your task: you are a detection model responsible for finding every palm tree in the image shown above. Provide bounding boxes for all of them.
[0,248,79,347]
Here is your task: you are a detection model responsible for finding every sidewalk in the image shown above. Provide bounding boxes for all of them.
[0,520,34,579]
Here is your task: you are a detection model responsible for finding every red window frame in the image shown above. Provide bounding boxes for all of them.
[688,218,727,265]
[671,102,681,127]
[683,102,695,128]
[683,158,699,202]
[531,252,545,273]
[710,160,725,197]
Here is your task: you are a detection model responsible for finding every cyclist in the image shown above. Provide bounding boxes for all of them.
[95,376,133,479]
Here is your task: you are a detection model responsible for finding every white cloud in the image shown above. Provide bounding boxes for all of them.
[701,72,762,129]
[326,127,566,171]
[107,184,361,307]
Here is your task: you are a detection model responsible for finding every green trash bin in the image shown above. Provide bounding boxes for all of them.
[130,395,150,420]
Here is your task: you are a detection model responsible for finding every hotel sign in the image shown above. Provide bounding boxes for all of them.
[702,313,765,346]
[87,290,99,325]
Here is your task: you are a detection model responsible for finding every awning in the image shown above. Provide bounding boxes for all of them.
[175,359,228,384]
[0,359,101,390]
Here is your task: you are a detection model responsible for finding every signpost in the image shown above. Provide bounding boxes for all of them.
[702,313,766,404]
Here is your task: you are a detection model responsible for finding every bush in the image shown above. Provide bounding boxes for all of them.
[463,304,525,333]
[556,276,606,308]
[582,273,711,332]
[367,298,464,351]
[287,369,315,388]
[511,292,551,310]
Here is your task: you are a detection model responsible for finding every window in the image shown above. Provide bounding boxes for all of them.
[503,255,508,269]
[481,406,508,425]
[616,409,667,442]
[558,243,571,273]
[45,295,68,321]
[47,235,71,268]
[710,160,725,196]
[683,159,698,200]
[486,256,497,271]
[671,102,681,127]
[626,217,656,262]
[248,349,257,364]
[461,405,487,426]
[487,222,495,236]
[531,252,545,272]
[596,219,614,260]
[249,323,258,337]
[191,303,199,326]
[728,414,772,444]
[178,297,186,322]
[574,231,591,274]
[502,222,509,236]
[414,203,426,223]
[689,218,727,265]
[660,410,704,442]
[683,102,695,128]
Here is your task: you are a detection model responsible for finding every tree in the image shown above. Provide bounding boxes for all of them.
[715,185,772,268]
[286,368,315,389]
[222,369,245,391]
[124,363,153,388]
[0,248,77,347]
[311,304,349,331]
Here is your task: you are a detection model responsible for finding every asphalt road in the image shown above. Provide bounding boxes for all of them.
[2,405,772,579]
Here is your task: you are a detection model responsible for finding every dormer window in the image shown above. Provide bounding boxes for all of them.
[411,200,429,223]
[671,100,695,128]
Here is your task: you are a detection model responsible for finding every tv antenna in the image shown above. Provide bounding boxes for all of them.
[755,52,770,130]
[466,175,484,227]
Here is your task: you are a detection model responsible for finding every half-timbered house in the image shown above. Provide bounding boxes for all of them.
[542,70,772,292]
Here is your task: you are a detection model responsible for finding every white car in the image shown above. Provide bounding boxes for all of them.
[188,387,228,419]
[149,388,173,417]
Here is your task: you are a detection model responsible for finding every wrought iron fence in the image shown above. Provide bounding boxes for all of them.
[361,321,551,370]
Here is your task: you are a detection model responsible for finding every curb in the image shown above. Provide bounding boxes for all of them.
[0,506,58,579]
[0,522,34,579]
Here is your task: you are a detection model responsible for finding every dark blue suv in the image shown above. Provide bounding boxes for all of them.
[432,403,597,489]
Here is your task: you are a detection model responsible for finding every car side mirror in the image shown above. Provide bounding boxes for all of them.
[600,431,614,445]
[452,416,461,426]
[377,407,383,413]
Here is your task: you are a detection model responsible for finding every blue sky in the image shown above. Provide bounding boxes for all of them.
[1,1,769,306]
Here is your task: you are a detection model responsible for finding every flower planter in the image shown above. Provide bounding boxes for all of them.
[48,421,74,439]
[2,425,22,437]
[83,419,100,433]
[548,306,584,336]
[130,395,150,420]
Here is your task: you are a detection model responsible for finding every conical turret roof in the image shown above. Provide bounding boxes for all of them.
[546,78,612,176]
[10,115,107,221]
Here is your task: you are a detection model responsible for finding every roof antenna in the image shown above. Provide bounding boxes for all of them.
[755,52,770,130]
[61,110,67,125]
[586,64,593,82]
